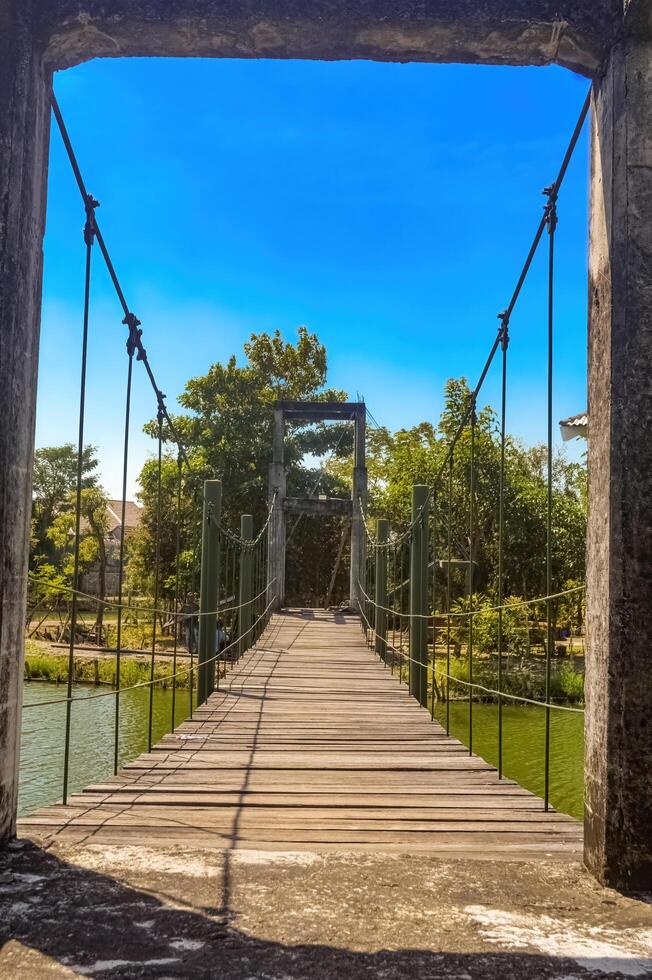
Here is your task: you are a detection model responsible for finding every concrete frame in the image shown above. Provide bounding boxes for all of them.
[1,0,651,890]
[267,401,366,611]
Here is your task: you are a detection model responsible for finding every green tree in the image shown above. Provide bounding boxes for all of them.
[48,486,110,629]
[365,377,586,610]
[133,328,353,606]
[31,444,98,566]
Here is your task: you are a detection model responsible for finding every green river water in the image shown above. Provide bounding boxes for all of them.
[434,701,584,820]
[19,683,585,821]
[19,682,191,817]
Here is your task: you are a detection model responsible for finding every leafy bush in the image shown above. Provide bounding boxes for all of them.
[550,662,584,704]
[448,593,530,656]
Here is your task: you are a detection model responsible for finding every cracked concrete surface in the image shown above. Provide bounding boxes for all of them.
[1,841,651,978]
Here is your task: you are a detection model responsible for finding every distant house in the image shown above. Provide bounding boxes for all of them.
[80,499,142,597]
[105,499,143,546]
[559,411,588,442]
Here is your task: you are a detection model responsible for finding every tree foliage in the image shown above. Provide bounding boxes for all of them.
[31,444,98,566]
[133,328,353,606]
[362,377,586,608]
[48,486,110,626]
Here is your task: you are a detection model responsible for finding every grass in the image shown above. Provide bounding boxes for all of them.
[24,648,194,690]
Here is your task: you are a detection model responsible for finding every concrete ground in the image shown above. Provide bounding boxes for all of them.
[1,841,652,979]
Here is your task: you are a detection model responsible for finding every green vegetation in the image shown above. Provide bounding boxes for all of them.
[28,331,587,691]
[24,647,193,690]
[336,377,587,605]
[436,653,584,705]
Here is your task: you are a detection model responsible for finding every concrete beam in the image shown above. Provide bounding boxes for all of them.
[276,401,363,422]
[36,1,619,76]
[283,497,353,517]
[584,33,652,891]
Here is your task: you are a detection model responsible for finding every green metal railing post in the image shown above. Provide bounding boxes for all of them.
[197,479,221,707]
[239,515,254,657]
[374,519,389,660]
[410,485,429,706]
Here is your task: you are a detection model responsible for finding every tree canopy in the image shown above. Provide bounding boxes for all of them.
[29,332,587,617]
[31,444,98,567]
[353,377,586,608]
[135,327,354,605]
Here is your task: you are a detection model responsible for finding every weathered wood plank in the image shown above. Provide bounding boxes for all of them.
[19,609,582,857]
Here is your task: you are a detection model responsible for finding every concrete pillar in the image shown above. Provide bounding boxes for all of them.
[267,406,286,610]
[584,30,652,891]
[0,5,51,844]
[350,406,367,609]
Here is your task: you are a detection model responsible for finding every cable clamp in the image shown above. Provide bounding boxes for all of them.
[542,185,558,232]
[123,312,142,357]
[156,390,167,423]
[497,311,510,351]
[83,195,99,246]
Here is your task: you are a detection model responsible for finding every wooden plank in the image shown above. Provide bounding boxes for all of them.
[18,609,582,856]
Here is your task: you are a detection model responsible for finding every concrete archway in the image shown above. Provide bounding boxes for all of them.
[1,1,651,890]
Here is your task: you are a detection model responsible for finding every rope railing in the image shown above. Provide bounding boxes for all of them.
[23,592,276,711]
[27,570,274,620]
[356,91,591,814]
[357,581,585,621]
[24,93,281,806]
[357,600,584,716]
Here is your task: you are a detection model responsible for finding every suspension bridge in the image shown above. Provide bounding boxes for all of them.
[3,8,652,980]
[14,91,591,862]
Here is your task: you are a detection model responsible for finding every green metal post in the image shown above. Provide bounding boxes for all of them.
[197,479,221,707]
[375,519,389,660]
[239,515,254,657]
[410,485,429,706]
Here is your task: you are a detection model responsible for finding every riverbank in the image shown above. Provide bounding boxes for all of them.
[24,640,195,690]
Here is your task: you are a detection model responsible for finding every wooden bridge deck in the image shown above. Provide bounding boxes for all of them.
[19,610,583,858]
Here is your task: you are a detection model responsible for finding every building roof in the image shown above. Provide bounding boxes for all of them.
[559,411,588,441]
[106,500,142,532]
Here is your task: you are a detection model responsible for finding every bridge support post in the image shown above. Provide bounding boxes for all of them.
[268,406,286,610]
[374,520,389,661]
[350,407,368,610]
[197,479,221,707]
[239,515,254,658]
[585,29,652,892]
[409,486,429,707]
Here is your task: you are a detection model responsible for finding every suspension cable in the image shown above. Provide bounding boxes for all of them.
[49,92,194,474]
[61,190,95,806]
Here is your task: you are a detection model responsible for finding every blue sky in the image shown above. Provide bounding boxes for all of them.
[39,58,590,498]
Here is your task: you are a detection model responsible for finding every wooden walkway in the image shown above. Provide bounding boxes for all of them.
[19,610,583,858]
